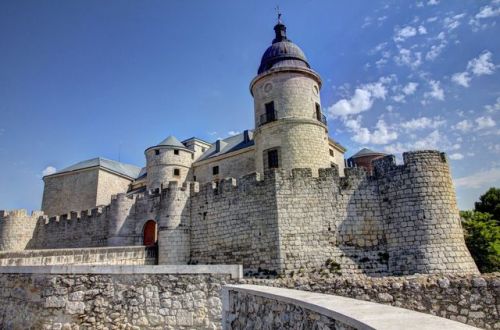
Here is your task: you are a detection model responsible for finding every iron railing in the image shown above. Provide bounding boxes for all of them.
[259,110,277,127]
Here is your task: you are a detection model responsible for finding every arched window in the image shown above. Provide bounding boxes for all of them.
[143,220,157,246]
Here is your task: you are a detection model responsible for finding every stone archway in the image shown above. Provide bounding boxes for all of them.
[143,220,157,246]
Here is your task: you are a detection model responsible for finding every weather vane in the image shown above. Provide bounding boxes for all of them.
[275,5,282,24]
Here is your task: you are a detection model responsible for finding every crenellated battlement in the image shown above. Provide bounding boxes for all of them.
[0,209,44,220]
[373,150,448,176]
[0,150,478,275]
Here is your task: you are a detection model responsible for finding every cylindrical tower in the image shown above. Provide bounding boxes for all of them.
[145,135,193,190]
[375,151,479,275]
[0,209,42,251]
[251,20,330,175]
[157,181,191,264]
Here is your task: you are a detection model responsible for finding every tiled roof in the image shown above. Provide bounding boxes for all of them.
[197,130,254,162]
[47,157,141,179]
[350,148,386,159]
[156,135,185,148]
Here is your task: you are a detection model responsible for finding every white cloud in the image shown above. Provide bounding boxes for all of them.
[454,116,496,131]
[227,131,240,136]
[454,167,500,188]
[443,13,465,31]
[327,78,390,118]
[485,97,500,113]
[425,42,447,61]
[42,166,57,176]
[475,5,500,19]
[394,26,417,42]
[424,80,444,101]
[489,144,500,153]
[475,116,496,130]
[467,51,497,76]
[394,48,422,69]
[454,119,473,132]
[393,82,419,103]
[394,25,428,42]
[428,0,439,5]
[469,4,500,30]
[400,117,446,130]
[351,119,398,145]
[402,82,418,95]
[449,153,464,160]
[451,72,471,87]
[418,25,427,34]
[384,130,459,155]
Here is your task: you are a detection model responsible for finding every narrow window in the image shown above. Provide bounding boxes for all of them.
[329,149,334,157]
[173,168,180,176]
[155,149,160,155]
[212,166,219,175]
[202,147,206,152]
[265,101,276,122]
[174,149,179,155]
[315,103,322,121]
[193,175,197,182]
[268,150,279,169]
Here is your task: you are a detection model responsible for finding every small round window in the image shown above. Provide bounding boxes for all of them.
[264,83,273,93]
[313,85,319,95]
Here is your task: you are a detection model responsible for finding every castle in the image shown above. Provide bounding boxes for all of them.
[0,20,479,276]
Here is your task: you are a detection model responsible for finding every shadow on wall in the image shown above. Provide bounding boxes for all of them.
[336,166,389,277]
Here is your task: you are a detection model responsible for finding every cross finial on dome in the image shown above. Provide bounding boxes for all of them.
[272,7,288,43]
[275,5,282,24]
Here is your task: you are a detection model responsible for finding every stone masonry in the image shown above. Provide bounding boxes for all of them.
[0,150,480,277]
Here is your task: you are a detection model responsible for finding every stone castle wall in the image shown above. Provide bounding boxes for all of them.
[374,151,478,275]
[41,168,100,217]
[28,207,110,249]
[0,151,479,277]
[192,147,256,185]
[41,168,133,218]
[189,174,282,273]
[0,210,41,251]
[0,246,156,266]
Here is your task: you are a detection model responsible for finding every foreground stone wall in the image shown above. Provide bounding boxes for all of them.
[0,246,156,266]
[223,284,480,330]
[224,287,355,330]
[0,266,240,329]
[242,273,499,329]
[0,268,495,329]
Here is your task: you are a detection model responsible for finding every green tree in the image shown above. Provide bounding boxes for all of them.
[474,187,500,222]
[461,210,500,273]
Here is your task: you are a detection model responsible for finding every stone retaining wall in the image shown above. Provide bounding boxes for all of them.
[222,284,479,330]
[242,273,499,329]
[0,246,157,266]
[0,265,241,329]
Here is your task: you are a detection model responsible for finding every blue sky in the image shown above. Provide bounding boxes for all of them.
[0,0,499,211]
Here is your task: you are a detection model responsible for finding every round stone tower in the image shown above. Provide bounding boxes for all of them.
[251,19,330,175]
[145,136,193,190]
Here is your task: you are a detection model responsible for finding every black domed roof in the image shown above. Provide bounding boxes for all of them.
[258,23,310,74]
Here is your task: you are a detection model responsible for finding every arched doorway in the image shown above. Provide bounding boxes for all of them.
[143,220,157,246]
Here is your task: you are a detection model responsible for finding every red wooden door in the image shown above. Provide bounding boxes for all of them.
[143,220,157,246]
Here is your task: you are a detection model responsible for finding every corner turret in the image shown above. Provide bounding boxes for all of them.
[251,18,331,176]
[145,135,194,190]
